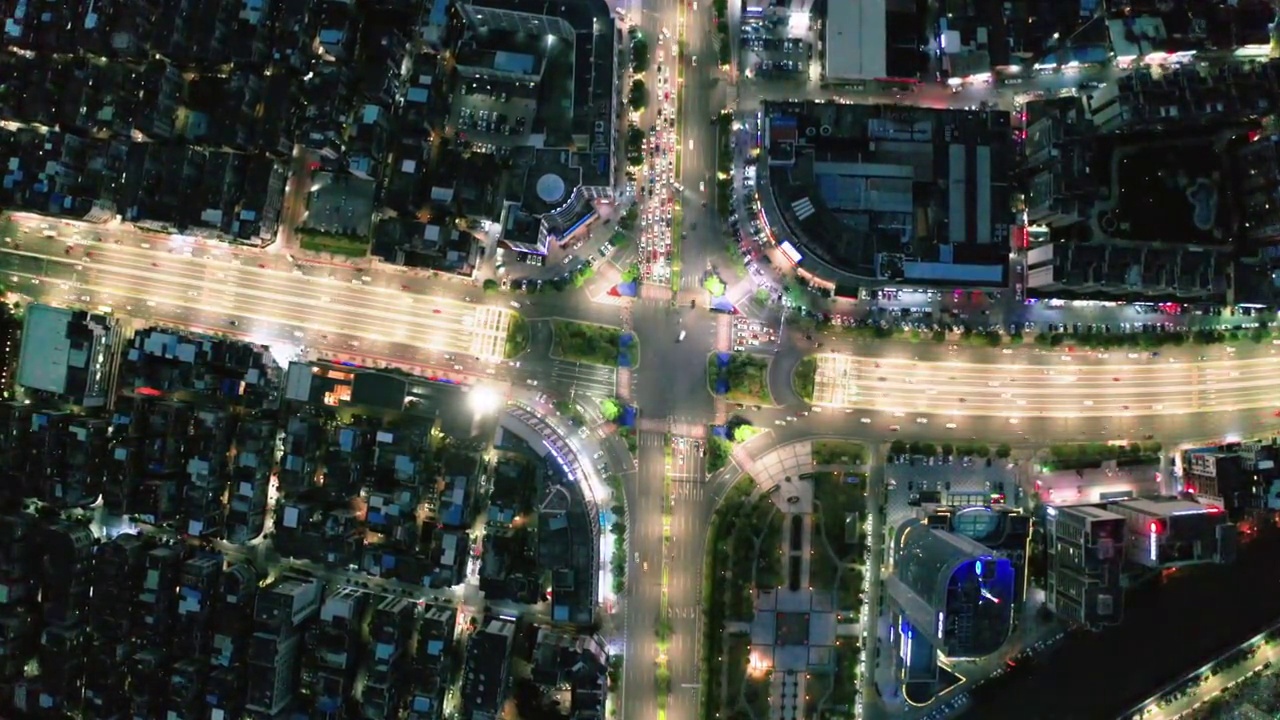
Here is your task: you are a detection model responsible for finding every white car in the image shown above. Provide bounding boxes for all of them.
[945,423,957,429]
[594,451,605,459]
[915,417,928,424]
[859,418,871,424]
[526,379,538,386]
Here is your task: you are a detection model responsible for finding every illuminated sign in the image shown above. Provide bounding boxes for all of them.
[1149,521,1160,563]
[779,241,803,264]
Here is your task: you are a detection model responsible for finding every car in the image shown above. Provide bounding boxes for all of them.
[510,301,522,309]
[594,451,605,459]
[915,417,928,424]
[945,422,957,429]
[889,425,901,431]
[526,379,538,386]
[859,417,871,424]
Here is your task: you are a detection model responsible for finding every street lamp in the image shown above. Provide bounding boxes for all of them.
[469,385,503,415]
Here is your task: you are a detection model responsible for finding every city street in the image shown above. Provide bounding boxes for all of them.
[3,17,1280,720]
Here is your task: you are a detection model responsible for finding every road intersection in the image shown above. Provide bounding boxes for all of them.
[3,27,1280,720]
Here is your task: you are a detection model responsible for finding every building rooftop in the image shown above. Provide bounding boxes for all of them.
[824,0,886,81]
[763,101,1013,286]
[16,305,115,406]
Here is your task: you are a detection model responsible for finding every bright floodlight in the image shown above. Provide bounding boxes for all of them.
[469,386,502,415]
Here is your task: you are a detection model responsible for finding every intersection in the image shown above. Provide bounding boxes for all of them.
[2,18,1280,720]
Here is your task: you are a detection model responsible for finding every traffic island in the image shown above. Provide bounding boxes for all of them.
[707,351,774,405]
[792,356,817,403]
[504,313,530,359]
[706,417,768,474]
[550,319,629,366]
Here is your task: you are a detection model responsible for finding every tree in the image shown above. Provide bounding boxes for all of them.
[601,397,622,422]
[996,443,1012,459]
[941,442,954,457]
[703,274,726,297]
[483,278,499,293]
[908,441,922,456]
[889,440,907,456]
[628,79,648,112]
[755,288,770,303]
[631,37,650,73]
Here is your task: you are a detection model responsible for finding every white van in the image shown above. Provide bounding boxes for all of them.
[677,330,686,342]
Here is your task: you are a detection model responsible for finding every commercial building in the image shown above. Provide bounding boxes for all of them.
[1042,495,1237,631]
[823,0,930,84]
[1043,504,1126,629]
[1107,497,1236,570]
[16,304,118,408]
[455,0,620,255]
[1182,443,1279,520]
[824,0,886,82]
[760,101,1014,295]
[886,519,1016,704]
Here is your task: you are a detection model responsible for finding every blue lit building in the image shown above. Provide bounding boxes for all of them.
[886,519,1017,705]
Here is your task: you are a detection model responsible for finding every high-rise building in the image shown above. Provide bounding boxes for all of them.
[461,615,516,719]
[246,576,322,715]
[1044,505,1126,628]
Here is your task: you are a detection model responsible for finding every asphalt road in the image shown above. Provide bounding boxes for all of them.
[3,40,1278,720]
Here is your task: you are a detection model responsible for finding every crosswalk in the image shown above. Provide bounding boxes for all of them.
[640,282,673,302]
[547,360,617,398]
[672,480,707,500]
[666,605,699,620]
[639,432,668,447]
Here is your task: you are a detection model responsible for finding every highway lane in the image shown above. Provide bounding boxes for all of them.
[804,351,1280,419]
[622,432,669,720]
[668,436,709,720]
[675,0,725,295]
[0,238,512,360]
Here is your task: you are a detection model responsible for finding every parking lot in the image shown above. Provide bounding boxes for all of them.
[740,13,818,82]
[732,315,779,352]
[883,459,1020,529]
